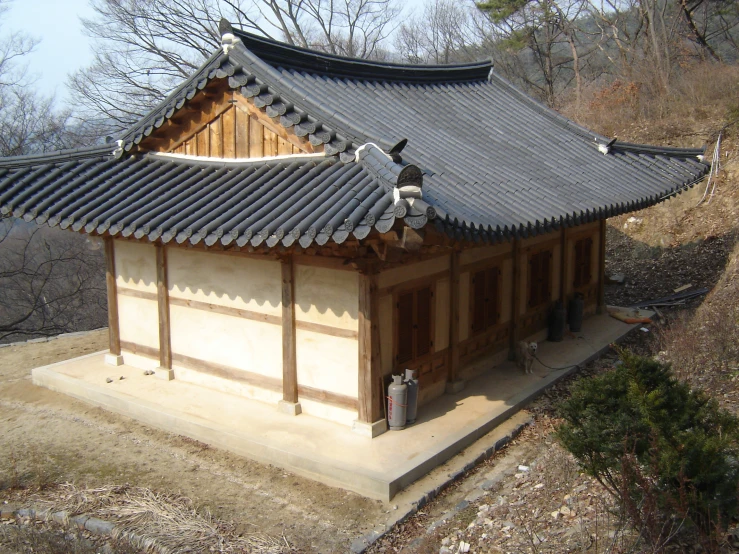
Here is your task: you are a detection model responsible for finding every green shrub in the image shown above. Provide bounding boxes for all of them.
[557,349,739,547]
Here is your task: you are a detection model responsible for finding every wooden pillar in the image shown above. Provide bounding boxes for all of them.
[560,226,568,303]
[355,271,385,437]
[278,256,300,415]
[597,219,607,314]
[155,243,173,380]
[446,250,464,393]
[103,237,122,365]
[509,237,521,359]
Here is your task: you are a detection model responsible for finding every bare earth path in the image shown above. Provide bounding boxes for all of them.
[0,331,385,553]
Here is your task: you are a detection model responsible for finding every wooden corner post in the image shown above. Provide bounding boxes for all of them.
[597,218,607,314]
[354,270,386,438]
[278,256,301,416]
[155,243,174,380]
[103,237,122,366]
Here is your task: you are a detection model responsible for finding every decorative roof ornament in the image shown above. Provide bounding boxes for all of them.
[219,18,241,55]
[597,137,618,155]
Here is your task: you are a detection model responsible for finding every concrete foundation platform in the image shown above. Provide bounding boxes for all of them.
[32,309,648,501]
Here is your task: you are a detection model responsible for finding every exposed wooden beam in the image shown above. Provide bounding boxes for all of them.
[281,256,298,405]
[597,219,607,314]
[104,237,120,357]
[156,244,173,378]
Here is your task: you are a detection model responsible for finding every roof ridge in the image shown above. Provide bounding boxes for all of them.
[231,30,492,83]
[0,144,113,168]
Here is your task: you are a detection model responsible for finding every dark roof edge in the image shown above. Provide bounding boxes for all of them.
[119,49,228,144]
[0,144,113,168]
[233,30,492,83]
[611,141,706,157]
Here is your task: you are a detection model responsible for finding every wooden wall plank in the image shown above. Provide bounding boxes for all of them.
[235,107,249,158]
[209,118,223,158]
[222,106,236,158]
[156,244,172,369]
[282,257,298,404]
[277,136,292,155]
[104,238,121,356]
[196,126,208,156]
[264,128,277,157]
[249,114,263,157]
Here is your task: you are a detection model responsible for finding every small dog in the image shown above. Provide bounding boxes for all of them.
[516,341,538,374]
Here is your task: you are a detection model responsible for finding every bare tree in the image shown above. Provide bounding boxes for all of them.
[0,219,107,343]
[395,0,482,64]
[69,0,401,138]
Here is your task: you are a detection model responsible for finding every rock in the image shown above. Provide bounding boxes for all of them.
[518,465,530,472]
[480,480,496,491]
[502,520,515,529]
[439,548,452,554]
[606,272,626,285]
[458,541,470,553]
[119,376,124,380]
[106,377,113,383]
[551,510,561,520]
[559,506,573,516]
[534,483,544,489]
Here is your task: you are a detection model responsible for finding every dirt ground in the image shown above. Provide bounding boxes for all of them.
[0,331,386,553]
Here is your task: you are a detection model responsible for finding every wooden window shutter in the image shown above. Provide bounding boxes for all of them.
[415,286,432,357]
[396,292,414,364]
[471,270,486,333]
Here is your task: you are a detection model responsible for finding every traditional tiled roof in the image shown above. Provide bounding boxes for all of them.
[0,147,437,248]
[0,25,709,247]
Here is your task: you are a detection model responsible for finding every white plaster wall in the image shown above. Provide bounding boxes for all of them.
[117,295,159,350]
[294,265,358,330]
[169,304,282,380]
[121,351,159,371]
[294,265,359,400]
[173,365,282,405]
[115,241,156,293]
[299,398,357,427]
[168,249,281,316]
[296,330,358,397]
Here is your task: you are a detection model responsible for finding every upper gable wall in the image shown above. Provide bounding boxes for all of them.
[136,82,322,158]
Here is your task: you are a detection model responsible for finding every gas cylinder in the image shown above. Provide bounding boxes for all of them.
[568,293,585,332]
[548,300,566,342]
[387,375,408,430]
[404,369,419,424]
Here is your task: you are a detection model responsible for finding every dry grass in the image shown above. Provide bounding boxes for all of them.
[562,62,739,144]
[29,484,288,554]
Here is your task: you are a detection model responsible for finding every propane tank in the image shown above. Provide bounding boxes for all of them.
[387,375,408,430]
[568,293,585,332]
[548,300,566,342]
[404,369,419,424]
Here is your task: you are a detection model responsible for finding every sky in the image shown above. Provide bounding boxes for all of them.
[3,0,426,106]
[4,0,95,103]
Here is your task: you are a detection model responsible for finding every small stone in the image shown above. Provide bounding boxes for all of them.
[106,377,113,383]
[480,480,495,491]
[502,520,515,529]
[119,376,125,380]
[559,506,573,516]
[458,541,470,553]
[551,510,561,520]
[441,537,451,546]
[518,465,530,472]
[393,505,398,510]
[439,548,452,554]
